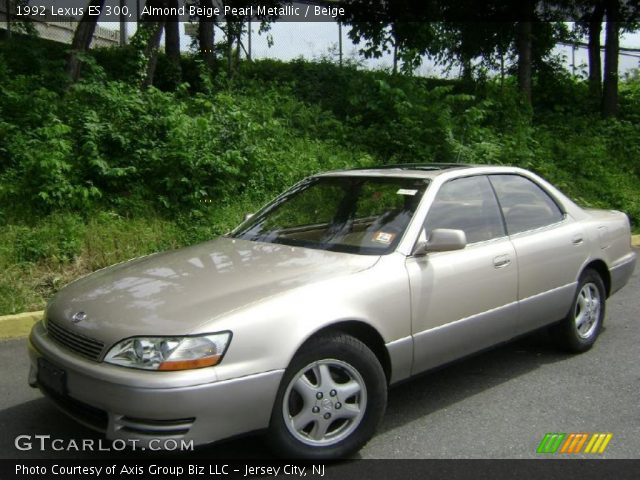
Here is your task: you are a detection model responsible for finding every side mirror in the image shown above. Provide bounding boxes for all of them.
[243,213,254,222]
[413,228,467,256]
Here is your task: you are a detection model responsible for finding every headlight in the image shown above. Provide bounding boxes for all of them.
[104,332,232,371]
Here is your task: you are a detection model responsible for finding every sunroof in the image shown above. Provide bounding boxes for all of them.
[350,163,471,171]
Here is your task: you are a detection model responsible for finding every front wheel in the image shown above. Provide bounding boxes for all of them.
[552,269,606,353]
[268,334,387,459]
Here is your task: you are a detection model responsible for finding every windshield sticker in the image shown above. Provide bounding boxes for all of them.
[396,188,418,196]
[372,231,396,245]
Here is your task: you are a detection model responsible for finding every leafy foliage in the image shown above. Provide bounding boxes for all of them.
[0,36,639,315]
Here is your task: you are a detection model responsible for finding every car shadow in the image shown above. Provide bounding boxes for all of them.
[373,328,574,436]
[0,327,579,460]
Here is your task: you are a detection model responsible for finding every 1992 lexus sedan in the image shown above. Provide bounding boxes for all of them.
[28,164,636,459]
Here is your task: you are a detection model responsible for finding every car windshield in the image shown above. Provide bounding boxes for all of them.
[230,176,429,255]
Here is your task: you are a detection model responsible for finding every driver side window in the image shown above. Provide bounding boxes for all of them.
[424,176,505,244]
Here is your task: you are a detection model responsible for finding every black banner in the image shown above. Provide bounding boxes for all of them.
[5,0,640,23]
[2,459,640,480]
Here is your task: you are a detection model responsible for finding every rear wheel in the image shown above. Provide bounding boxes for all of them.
[552,269,606,352]
[268,334,387,459]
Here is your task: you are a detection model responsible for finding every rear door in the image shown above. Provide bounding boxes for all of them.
[406,175,519,375]
[488,174,588,328]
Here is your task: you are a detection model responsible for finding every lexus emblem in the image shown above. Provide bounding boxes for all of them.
[71,311,87,324]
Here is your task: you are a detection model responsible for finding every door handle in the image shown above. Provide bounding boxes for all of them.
[493,255,511,268]
[572,235,584,246]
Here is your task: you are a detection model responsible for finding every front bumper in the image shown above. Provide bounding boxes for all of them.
[28,322,284,447]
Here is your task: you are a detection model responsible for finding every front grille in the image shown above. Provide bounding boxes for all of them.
[47,320,105,361]
[116,416,195,437]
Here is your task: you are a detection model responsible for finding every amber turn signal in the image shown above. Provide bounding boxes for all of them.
[158,355,222,371]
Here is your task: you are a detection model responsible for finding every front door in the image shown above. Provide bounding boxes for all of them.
[406,175,519,375]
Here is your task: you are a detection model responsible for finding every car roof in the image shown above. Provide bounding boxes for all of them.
[316,164,546,184]
[317,163,474,180]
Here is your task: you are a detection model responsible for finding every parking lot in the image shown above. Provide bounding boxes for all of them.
[1,264,638,460]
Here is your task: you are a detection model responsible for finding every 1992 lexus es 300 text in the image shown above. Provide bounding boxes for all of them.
[28,164,636,459]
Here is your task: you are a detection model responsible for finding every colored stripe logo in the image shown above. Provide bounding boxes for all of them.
[584,433,614,454]
[537,433,566,453]
[537,433,613,454]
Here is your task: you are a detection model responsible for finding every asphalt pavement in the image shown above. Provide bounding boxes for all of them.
[0,264,638,460]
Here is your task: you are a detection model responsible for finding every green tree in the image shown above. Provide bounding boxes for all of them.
[67,0,107,82]
[197,0,217,71]
[343,0,569,105]
[165,0,182,87]
[132,0,168,88]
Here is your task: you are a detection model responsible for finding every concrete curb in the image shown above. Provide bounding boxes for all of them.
[0,311,43,339]
[633,235,640,247]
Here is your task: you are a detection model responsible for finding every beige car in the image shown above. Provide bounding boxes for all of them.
[28,164,636,459]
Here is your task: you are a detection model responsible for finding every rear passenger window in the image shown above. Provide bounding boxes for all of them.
[489,174,564,234]
[425,176,505,244]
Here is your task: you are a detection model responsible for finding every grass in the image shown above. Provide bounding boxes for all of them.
[0,196,265,315]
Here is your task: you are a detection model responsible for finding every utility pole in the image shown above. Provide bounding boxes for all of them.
[338,21,343,66]
[393,43,398,74]
[247,16,251,61]
[119,0,127,46]
[391,23,398,74]
[6,0,12,38]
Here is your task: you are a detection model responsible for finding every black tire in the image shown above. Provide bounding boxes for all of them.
[268,333,387,459]
[551,269,606,353]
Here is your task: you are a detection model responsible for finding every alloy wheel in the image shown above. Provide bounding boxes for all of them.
[282,359,367,447]
[574,282,601,339]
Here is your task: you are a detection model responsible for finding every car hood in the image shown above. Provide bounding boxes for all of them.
[45,237,379,346]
